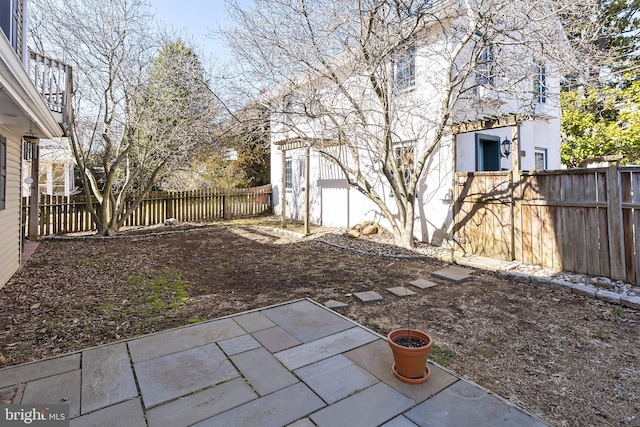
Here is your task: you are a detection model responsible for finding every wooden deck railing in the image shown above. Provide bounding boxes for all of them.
[27,51,72,130]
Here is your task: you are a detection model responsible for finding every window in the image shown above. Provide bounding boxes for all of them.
[0,135,6,210]
[476,45,495,86]
[534,148,547,170]
[394,44,416,90]
[285,158,293,191]
[394,141,415,186]
[475,134,501,171]
[0,0,19,52]
[534,63,547,103]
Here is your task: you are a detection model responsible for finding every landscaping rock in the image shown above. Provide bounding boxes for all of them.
[568,283,597,298]
[347,230,361,238]
[596,289,621,304]
[620,295,640,310]
[547,279,573,293]
[591,277,615,290]
[362,224,380,235]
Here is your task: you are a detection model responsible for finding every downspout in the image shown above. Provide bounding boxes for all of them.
[304,146,310,235]
[28,139,39,240]
[22,0,29,66]
[510,121,521,262]
[281,148,286,228]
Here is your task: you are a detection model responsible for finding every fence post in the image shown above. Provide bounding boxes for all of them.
[222,194,226,219]
[166,192,174,219]
[607,159,626,280]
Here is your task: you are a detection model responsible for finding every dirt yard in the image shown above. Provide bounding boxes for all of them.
[1,219,639,426]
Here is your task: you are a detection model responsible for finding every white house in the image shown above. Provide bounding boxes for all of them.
[22,137,75,197]
[0,0,67,288]
[267,0,567,246]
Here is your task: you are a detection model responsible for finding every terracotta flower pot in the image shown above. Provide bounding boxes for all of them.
[388,328,433,384]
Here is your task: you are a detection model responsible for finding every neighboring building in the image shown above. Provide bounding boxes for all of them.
[269,2,564,244]
[0,0,69,288]
[22,137,75,197]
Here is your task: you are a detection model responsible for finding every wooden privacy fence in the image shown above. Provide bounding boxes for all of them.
[453,166,639,284]
[23,185,272,238]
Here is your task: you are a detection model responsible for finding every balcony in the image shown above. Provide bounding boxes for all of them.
[27,50,72,134]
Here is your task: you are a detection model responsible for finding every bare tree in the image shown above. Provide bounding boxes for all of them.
[225,0,596,248]
[30,0,220,235]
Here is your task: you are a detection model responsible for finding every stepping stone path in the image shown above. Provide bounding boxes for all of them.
[431,266,475,283]
[353,291,383,303]
[353,267,467,304]
[386,286,416,297]
[408,279,439,289]
[324,300,349,309]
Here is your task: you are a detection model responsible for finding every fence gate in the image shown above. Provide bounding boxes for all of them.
[452,171,514,261]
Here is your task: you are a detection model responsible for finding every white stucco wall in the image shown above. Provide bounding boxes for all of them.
[269,8,564,245]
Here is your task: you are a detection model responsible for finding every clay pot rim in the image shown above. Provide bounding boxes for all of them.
[388,328,433,350]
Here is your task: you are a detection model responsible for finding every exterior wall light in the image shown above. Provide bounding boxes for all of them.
[501,138,512,158]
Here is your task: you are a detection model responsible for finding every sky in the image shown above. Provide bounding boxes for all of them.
[148,0,250,62]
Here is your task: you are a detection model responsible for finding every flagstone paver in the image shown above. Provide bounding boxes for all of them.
[0,299,549,427]
[81,343,137,414]
[387,286,416,297]
[145,378,257,427]
[353,290,384,302]
[408,279,439,289]
[381,415,418,426]
[287,418,316,427]
[134,342,238,408]
[344,340,458,404]
[295,354,379,404]
[191,382,325,427]
[309,382,414,427]
[21,370,81,418]
[217,334,262,356]
[275,327,378,370]
[231,347,298,396]
[431,266,475,282]
[0,354,80,388]
[69,398,146,427]
[404,380,546,427]
[0,383,24,404]
[251,326,301,353]
[128,318,245,363]
[232,311,277,333]
[324,299,349,309]
[262,299,354,343]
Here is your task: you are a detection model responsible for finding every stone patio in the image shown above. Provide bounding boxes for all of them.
[0,299,547,426]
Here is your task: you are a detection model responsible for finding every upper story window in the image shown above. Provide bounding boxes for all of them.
[394,44,416,91]
[0,0,20,53]
[475,45,495,86]
[534,62,547,103]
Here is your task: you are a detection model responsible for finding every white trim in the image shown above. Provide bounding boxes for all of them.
[0,34,62,138]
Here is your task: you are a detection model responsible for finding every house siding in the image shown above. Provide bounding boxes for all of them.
[0,129,22,289]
